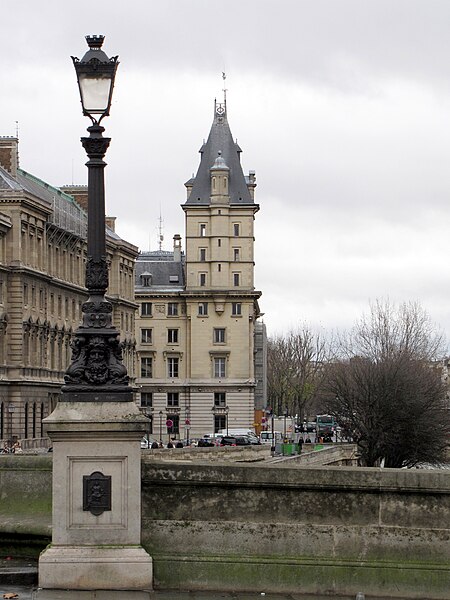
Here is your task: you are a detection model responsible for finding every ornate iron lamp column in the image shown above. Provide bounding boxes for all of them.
[38,36,153,592]
[63,35,129,401]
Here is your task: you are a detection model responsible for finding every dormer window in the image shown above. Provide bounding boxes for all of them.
[140,272,152,287]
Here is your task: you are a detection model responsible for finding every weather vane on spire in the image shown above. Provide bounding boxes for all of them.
[222,71,227,105]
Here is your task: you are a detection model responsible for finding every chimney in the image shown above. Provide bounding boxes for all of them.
[105,216,116,232]
[247,170,256,200]
[60,185,88,211]
[0,137,19,177]
[173,234,182,262]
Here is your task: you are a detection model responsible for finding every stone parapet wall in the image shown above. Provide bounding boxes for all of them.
[141,459,450,598]
[291,443,359,466]
[142,444,269,462]
[0,455,449,598]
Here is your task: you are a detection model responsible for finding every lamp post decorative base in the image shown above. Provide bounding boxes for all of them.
[38,546,152,591]
[38,400,153,591]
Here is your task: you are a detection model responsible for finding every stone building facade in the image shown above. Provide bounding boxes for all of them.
[0,137,138,443]
[135,102,264,441]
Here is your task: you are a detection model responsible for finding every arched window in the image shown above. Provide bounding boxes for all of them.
[32,403,37,438]
[40,403,44,438]
[24,402,29,439]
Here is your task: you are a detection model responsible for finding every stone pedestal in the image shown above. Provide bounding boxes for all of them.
[38,400,153,590]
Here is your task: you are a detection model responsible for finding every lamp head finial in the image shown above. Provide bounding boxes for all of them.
[85,35,105,50]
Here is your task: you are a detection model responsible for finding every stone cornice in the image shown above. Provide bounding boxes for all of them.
[0,190,53,216]
[181,290,262,300]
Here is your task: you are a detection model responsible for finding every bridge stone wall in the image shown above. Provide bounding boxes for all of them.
[0,454,449,598]
[141,459,449,598]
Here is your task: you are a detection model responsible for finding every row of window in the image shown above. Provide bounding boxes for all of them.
[140,414,228,436]
[141,327,226,345]
[198,248,241,261]
[199,223,241,237]
[140,356,227,379]
[142,302,179,317]
[141,391,226,408]
[140,392,228,435]
[141,302,242,318]
[143,413,227,436]
[23,284,82,321]
[198,272,241,286]
[0,401,45,440]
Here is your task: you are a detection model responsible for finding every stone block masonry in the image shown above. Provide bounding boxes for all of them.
[141,460,449,598]
[0,454,449,598]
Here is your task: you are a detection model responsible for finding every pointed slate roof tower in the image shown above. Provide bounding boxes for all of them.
[184,100,255,205]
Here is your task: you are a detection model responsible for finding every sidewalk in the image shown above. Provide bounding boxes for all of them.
[0,559,400,600]
[0,589,382,600]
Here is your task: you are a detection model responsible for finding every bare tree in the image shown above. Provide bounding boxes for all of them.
[325,300,449,467]
[267,326,332,420]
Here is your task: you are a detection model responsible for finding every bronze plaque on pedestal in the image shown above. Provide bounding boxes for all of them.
[83,471,112,516]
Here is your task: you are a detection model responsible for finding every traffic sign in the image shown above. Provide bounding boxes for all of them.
[166,419,173,428]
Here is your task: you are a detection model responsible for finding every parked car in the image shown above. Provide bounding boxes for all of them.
[198,437,216,447]
[141,436,157,449]
[219,436,237,446]
[235,436,252,446]
[220,435,252,446]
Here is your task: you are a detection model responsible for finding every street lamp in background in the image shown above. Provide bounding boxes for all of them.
[271,410,275,457]
[283,407,288,442]
[184,407,191,446]
[159,410,163,443]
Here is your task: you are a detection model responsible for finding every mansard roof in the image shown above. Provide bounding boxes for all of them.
[0,165,22,191]
[0,165,122,242]
[135,250,185,291]
[185,101,253,206]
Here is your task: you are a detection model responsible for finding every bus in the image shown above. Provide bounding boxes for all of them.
[316,414,336,438]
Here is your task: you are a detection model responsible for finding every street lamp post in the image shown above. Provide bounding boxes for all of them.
[159,410,163,443]
[184,407,191,446]
[63,35,129,401]
[271,411,275,457]
[38,36,153,591]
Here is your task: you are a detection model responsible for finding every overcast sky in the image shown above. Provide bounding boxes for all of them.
[2,0,450,339]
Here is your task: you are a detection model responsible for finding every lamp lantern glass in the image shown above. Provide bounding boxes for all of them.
[72,35,118,122]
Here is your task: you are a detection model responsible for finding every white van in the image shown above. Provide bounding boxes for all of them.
[218,428,257,439]
[260,431,283,445]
